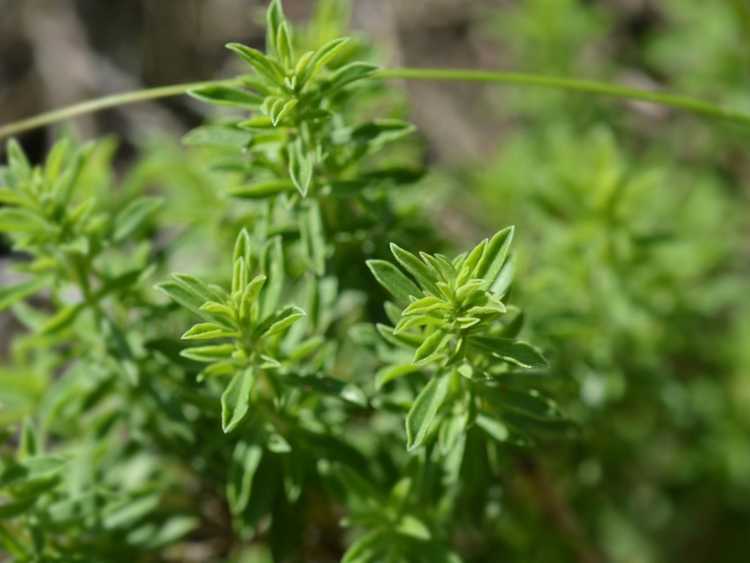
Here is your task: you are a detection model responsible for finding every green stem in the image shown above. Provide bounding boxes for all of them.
[0,79,240,140]
[1,68,750,140]
[378,68,750,126]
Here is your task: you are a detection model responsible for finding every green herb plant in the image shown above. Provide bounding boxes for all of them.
[0,2,564,561]
[5,0,749,562]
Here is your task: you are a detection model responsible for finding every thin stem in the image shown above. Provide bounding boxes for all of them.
[0,79,240,139]
[378,68,750,127]
[2,68,750,140]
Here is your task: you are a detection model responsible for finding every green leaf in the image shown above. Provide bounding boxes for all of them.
[475,226,514,289]
[406,374,450,451]
[262,236,284,317]
[229,179,295,200]
[324,62,378,93]
[180,344,235,363]
[155,280,205,316]
[275,22,294,67]
[232,257,247,294]
[183,124,253,147]
[271,98,297,126]
[237,274,266,322]
[43,138,72,184]
[265,0,285,55]
[0,187,29,206]
[397,515,431,540]
[348,119,416,149]
[6,139,31,182]
[300,201,326,275]
[187,85,262,107]
[221,368,256,433]
[147,517,199,549]
[261,305,305,338]
[375,364,421,389]
[41,304,84,335]
[456,239,487,285]
[0,497,36,519]
[113,196,163,241]
[285,374,367,406]
[288,139,314,197]
[227,441,263,514]
[181,322,237,341]
[489,257,514,298]
[414,330,449,365]
[49,148,85,209]
[389,243,440,294]
[483,387,562,421]
[103,495,159,530]
[366,259,421,306]
[304,37,350,83]
[476,414,509,443]
[376,323,422,349]
[226,43,284,85]
[233,228,252,265]
[0,278,47,311]
[174,273,226,304]
[18,419,38,459]
[341,529,387,563]
[438,411,467,456]
[157,273,226,319]
[403,295,448,317]
[0,208,53,235]
[470,336,547,368]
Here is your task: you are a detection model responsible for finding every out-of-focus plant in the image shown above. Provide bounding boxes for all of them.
[446,120,748,562]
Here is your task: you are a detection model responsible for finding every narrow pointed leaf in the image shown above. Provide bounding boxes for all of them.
[221,368,256,433]
[187,85,262,107]
[366,259,420,306]
[180,344,235,363]
[475,226,514,288]
[406,374,450,451]
[113,197,163,241]
[389,243,440,294]
[470,336,547,368]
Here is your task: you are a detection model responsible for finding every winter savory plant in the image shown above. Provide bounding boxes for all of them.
[0,1,569,561]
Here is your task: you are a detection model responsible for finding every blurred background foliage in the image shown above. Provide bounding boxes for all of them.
[1,0,749,562]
